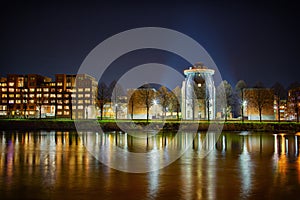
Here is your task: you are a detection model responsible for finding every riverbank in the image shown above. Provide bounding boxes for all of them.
[1,119,300,133]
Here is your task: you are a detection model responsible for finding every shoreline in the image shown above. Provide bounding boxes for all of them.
[0,119,300,133]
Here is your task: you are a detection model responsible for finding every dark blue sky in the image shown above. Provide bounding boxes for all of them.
[0,0,299,88]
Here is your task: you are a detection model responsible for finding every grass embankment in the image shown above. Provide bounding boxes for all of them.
[0,119,300,132]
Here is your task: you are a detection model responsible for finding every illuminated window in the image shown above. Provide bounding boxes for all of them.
[64,106,69,109]
[71,94,76,98]
[72,106,76,110]
[44,94,49,98]
[85,94,90,98]
[29,88,35,92]
[29,94,35,98]
[78,88,83,92]
[37,94,42,98]
[8,82,14,86]
[43,88,49,92]
[78,94,83,98]
[2,94,7,98]
[64,94,69,98]
[64,100,69,104]
[16,100,21,104]
[29,100,34,103]
[57,111,62,115]
[50,94,56,98]
[9,100,14,104]
[50,83,55,86]
[78,105,83,109]
[85,88,90,92]
[78,100,83,104]
[2,100,7,103]
[58,105,62,109]
[37,88,42,92]
[44,100,48,103]
[18,78,24,87]
[64,111,69,115]
[9,94,14,98]
[23,100,27,103]
[2,88,7,92]
[85,100,90,104]
[57,94,62,98]
[57,82,63,86]
[9,88,14,92]
[15,94,20,98]
[29,111,35,115]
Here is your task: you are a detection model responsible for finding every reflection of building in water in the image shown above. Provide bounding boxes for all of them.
[182,62,216,120]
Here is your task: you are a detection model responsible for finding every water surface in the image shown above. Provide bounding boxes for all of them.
[0,131,300,199]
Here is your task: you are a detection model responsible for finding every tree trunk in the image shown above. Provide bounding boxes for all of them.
[259,108,262,122]
[131,102,134,120]
[100,104,103,120]
[146,106,149,122]
[39,106,42,119]
[225,107,227,122]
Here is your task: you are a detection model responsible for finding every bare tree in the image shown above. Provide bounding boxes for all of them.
[157,86,169,120]
[245,86,274,122]
[234,80,247,120]
[272,82,286,122]
[109,81,124,120]
[217,80,234,121]
[97,82,110,120]
[170,86,181,120]
[127,89,139,120]
[138,84,155,122]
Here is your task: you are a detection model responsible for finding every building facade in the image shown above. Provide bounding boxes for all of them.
[287,87,300,121]
[0,74,98,119]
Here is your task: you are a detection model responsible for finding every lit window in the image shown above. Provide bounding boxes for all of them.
[37,88,42,92]
[9,94,14,98]
[17,78,24,87]
[2,100,7,103]
[64,106,69,109]
[85,100,90,104]
[8,82,14,86]
[57,94,62,98]
[64,94,69,98]
[16,94,20,98]
[71,94,76,98]
[29,94,35,98]
[16,100,21,104]
[30,88,35,92]
[85,94,90,98]
[16,89,20,92]
[23,100,27,103]
[9,100,14,104]
[44,94,49,97]
[78,105,83,109]
[9,88,14,92]
[85,88,90,92]
[50,94,56,98]
[78,94,83,98]
[64,111,69,115]
[72,106,76,109]
[2,94,7,98]
[57,82,63,86]
[58,105,62,109]
[78,100,83,104]
[64,100,69,104]
[29,100,34,103]
[29,111,35,115]
[50,83,55,86]
[2,88,7,92]
[78,88,83,92]
[43,88,49,92]
[57,111,62,115]
[43,100,48,103]
[37,94,42,98]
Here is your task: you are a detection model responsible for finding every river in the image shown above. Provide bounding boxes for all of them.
[0,131,300,199]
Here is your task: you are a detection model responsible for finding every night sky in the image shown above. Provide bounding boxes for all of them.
[0,0,299,88]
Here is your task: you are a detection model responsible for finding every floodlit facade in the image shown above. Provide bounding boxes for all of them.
[243,88,275,120]
[287,87,300,121]
[0,74,98,119]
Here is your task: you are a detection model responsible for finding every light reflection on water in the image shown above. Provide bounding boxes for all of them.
[0,131,300,199]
